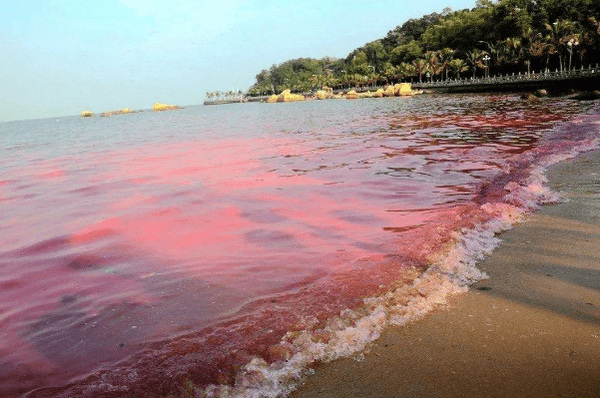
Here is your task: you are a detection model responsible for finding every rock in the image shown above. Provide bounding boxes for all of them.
[276,89,304,102]
[153,103,179,111]
[383,86,395,97]
[570,90,600,101]
[394,83,414,96]
[520,93,539,101]
[534,89,548,97]
[101,108,135,117]
[315,86,334,100]
[346,90,358,100]
[315,89,332,100]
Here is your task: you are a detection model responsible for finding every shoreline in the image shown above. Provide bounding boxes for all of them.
[291,148,600,397]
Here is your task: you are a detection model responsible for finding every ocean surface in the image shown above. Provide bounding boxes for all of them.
[1,94,598,397]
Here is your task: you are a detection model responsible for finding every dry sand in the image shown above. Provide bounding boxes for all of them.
[292,149,600,398]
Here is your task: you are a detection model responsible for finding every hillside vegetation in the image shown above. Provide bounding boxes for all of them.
[245,0,600,95]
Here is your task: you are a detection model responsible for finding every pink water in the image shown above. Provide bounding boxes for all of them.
[1,95,597,397]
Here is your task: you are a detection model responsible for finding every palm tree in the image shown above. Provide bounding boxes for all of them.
[501,37,522,67]
[538,34,557,73]
[412,59,427,83]
[449,59,468,79]
[466,49,487,78]
[350,73,367,88]
[397,62,415,82]
[322,74,337,90]
[546,20,576,72]
[590,17,600,35]
[424,51,442,82]
[368,71,383,88]
[382,62,398,84]
[338,71,351,89]
[529,38,551,73]
[438,48,455,81]
[521,27,534,74]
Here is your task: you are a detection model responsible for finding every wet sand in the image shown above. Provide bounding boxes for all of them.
[292,149,600,398]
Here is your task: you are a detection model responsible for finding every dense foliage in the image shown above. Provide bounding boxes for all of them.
[245,0,600,95]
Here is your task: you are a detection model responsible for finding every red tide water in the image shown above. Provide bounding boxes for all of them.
[0,95,597,397]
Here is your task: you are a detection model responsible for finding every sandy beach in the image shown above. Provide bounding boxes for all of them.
[292,148,600,398]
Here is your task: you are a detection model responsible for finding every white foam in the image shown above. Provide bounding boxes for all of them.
[199,208,522,397]
[201,119,600,398]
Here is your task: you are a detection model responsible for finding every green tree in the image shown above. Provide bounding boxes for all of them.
[491,0,534,40]
[499,37,522,68]
[545,19,576,71]
[529,36,553,73]
[390,40,423,65]
[348,51,371,76]
[421,7,493,52]
[364,41,389,73]
[246,0,600,92]
[466,49,487,78]
[382,12,444,48]
[424,51,443,81]
[412,58,428,83]
[438,48,455,80]
[397,62,416,81]
[449,58,468,79]
[381,62,398,84]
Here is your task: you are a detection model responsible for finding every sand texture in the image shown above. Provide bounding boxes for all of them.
[293,150,600,398]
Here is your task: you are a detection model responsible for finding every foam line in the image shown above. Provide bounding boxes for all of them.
[200,115,600,398]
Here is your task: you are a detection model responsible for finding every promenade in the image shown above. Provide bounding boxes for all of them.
[412,64,600,93]
[215,65,600,105]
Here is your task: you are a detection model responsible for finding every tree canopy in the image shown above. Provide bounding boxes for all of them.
[246,0,600,95]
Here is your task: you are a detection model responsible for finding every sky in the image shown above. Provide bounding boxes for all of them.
[1,0,479,122]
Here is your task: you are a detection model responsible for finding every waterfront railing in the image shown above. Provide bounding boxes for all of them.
[413,64,600,89]
[237,64,600,102]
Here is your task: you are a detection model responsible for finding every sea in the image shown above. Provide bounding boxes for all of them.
[1,94,599,397]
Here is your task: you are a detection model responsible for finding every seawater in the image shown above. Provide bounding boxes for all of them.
[1,94,598,397]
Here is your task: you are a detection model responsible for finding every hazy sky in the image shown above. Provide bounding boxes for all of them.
[1,0,478,122]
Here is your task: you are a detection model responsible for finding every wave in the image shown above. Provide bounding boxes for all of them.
[20,108,600,398]
[198,114,600,398]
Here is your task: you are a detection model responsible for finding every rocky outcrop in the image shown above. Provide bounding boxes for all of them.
[394,83,414,96]
[570,90,600,101]
[152,103,179,111]
[345,90,358,100]
[101,108,135,117]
